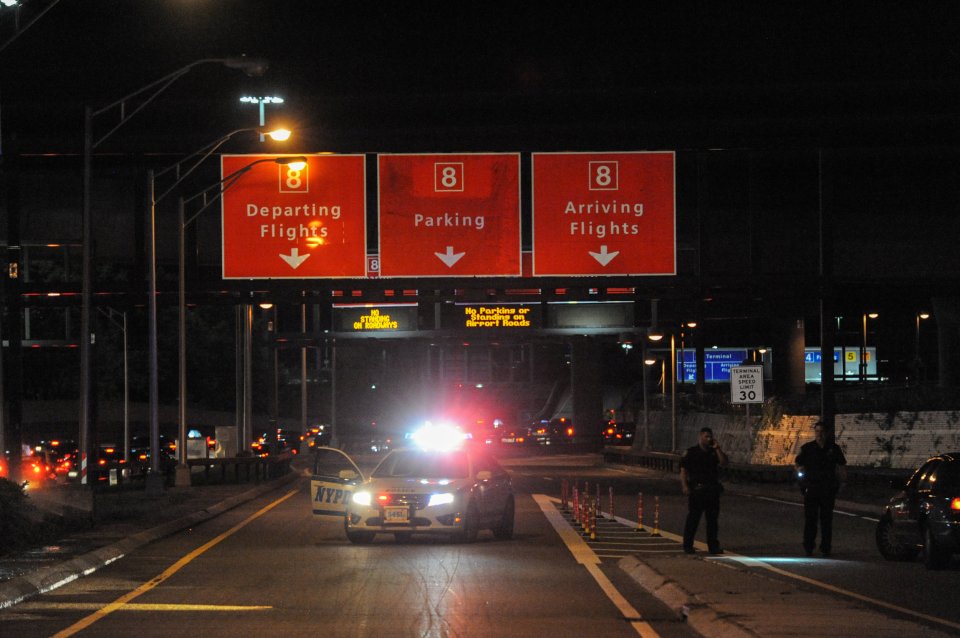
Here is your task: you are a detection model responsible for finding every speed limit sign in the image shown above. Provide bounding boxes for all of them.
[730,365,764,404]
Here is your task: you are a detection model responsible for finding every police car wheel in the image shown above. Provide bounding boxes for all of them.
[454,503,480,543]
[345,520,375,545]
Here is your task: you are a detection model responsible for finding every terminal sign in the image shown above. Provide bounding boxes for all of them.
[378,154,521,277]
[730,365,765,404]
[221,154,366,279]
[531,152,676,276]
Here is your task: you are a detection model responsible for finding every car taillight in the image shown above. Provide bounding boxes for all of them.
[566,427,574,437]
[377,494,392,506]
[99,459,106,466]
[607,428,615,435]
[951,497,960,511]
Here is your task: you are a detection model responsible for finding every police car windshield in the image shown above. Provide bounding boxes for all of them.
[372,450,470,479]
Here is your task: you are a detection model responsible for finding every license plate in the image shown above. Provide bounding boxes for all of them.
[384,506,409,523]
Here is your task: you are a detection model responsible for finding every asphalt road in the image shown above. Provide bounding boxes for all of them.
[1,463,697,638]
[2,450,957,637]
[506,455,960,630]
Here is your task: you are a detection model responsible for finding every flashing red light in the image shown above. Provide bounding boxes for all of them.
[98,459,106,466]
[517,437,525,443]
[951,497,960,511]
[377,494,392,505]
[606,428,615,435]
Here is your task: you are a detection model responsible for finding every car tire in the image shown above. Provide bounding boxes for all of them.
[345,520,375,545]
[454,503,480,543]
[875,516,919,561]
[923,525,949,570]
[493,496,515,540]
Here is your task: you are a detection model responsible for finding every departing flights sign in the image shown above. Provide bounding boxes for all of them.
[377,153,521,277]
[531,152,676,276]
[221,154,366,279]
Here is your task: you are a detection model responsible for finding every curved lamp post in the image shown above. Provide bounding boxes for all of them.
[174,154,307,487]
[80,56,267,486]
[143,127,293,492]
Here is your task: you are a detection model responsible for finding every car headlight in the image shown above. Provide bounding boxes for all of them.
[428,492,455,507]
[352,491,372,507]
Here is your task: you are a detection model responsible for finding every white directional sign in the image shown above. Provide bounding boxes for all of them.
[730,365,765,404]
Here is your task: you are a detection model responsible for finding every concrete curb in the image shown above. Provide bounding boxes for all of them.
[0,471,299,609]
[618,554,755,638]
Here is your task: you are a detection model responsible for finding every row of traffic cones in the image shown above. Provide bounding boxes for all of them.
[561,480,660,538]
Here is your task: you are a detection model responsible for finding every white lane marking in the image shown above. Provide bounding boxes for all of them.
[533,494,660,638]
[748,494,875,520]
[556,496,960,633]
[719,555,960,633]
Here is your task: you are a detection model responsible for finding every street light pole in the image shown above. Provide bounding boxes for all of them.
[80,57,268,488]
[670,332,676,452]
[173,155,305,487]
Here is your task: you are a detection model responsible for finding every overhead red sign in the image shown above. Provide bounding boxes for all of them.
[532,152,675,276]
[378,153,521,277]
[221,154,366,279]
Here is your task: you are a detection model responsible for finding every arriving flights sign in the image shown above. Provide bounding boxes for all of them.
[377,153,521,277]
[221,154,367,278]
[531,152,676,276]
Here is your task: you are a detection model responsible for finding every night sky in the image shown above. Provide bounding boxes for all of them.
[3,2,959,153]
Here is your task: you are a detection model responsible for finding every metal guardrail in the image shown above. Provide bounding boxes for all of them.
[186,452,293,484]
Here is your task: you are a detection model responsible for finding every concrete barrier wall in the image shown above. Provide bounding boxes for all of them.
[645,410,960,469]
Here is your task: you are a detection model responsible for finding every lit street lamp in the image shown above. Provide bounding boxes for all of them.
[145,125,293,489]
[240,95,285,141]
[174,153,306,487]
[915,312,930,384]
[860,312,878,383]
[80,56,267,486]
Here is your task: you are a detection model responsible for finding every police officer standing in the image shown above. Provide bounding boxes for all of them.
[795,421,847,557]
[680,426,728,554]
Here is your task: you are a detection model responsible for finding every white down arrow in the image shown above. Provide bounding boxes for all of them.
[588,245,619,266]
[280,248,310,269]
[434,246,465,268]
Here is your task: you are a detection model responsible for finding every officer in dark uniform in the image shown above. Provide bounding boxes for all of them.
[679,426,728,554]
[795,421,847,557]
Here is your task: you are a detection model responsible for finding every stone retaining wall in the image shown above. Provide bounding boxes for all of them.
[643,410,960,468]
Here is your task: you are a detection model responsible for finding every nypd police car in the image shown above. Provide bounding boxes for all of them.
[310,423,514,544]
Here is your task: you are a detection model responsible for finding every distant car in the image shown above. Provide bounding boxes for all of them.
[527,417,576,445]
[311,424,515,544]
[129,435,178,475]
[876,452,960,569]
[602,421,635,445]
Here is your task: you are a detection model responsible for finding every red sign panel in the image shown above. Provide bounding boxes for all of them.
[221,154,366,279]
[532,152,675,276]
[378,153,521,277]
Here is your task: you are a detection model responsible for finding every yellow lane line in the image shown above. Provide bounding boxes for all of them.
[52,488,299,638]
[19,602,271,612]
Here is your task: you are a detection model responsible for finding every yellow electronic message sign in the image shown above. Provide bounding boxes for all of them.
[462,305,534,328]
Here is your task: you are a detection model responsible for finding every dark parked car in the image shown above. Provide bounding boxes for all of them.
[876,452,960,569]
